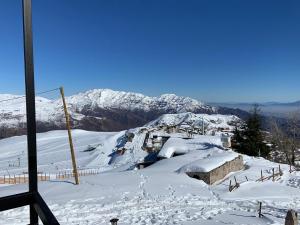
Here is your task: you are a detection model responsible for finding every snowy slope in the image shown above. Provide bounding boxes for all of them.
[0,94,82,127]
[0,129,299,225]
[146,112,241,134]
[0,130,119,175]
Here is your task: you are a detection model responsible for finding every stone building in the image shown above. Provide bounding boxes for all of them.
[186,155,243,185]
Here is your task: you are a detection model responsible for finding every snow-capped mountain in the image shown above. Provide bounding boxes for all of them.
[66,89,213,113]
[0,89,215,138]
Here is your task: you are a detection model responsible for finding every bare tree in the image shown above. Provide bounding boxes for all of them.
[270,111,300,166]
[287,111,300,165]
[270,119,286,162]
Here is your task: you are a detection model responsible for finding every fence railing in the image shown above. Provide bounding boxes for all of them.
[0,168,101,185]
[229,164,297,192]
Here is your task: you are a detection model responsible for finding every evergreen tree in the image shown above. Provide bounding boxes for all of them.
[233,105,270,157]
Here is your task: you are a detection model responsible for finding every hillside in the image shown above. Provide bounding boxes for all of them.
[0,113,239,174]
[0,114,299,224]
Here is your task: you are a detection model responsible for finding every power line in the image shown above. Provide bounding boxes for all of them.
[36,87,60,95]
[0,87,60,103]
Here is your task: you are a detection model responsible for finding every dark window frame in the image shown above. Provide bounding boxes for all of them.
[0,0,59,224]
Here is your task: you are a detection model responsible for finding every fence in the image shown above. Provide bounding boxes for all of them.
[55,168,101,179]
[0,174,50,185]
[229,164,297,192]
[0,168,102,185]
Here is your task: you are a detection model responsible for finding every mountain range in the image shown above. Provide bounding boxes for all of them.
[0,89,219,138]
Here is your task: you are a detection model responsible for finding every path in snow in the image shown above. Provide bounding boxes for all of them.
[0,190,285,225]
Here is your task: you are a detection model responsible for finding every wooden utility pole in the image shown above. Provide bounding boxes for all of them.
[60,86,79,185]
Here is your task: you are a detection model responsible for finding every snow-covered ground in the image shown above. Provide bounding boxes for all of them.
[0,128,299,224]
[0,129,119,175]
[146,112,240,131]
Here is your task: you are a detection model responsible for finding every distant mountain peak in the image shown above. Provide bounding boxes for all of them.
[0,88,216,138]
[65,88,212,113]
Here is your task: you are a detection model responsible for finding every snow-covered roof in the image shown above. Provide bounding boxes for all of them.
[158,138,189,158]
[177,151,239,173]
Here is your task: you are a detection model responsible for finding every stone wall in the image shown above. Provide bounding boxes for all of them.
[186,155,244,185]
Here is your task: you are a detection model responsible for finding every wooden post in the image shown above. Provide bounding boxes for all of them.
[60,86,79,185]
[279,165,282,176]
[258,202,262,218]
[261,170,263,181]
[229,180,232,192]
[272,168,275,181]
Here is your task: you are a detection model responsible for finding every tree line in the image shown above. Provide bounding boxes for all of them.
[232,104,300,166]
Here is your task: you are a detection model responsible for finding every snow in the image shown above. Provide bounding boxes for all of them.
[177,151,239,173]
[158,138,189,158]
[146,112,240,134]
[0,127,299,225]
[66,89,212,112]
[0,129,119,174]
[0,89,214,128]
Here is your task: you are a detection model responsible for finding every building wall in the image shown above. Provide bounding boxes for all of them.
[186,155,243,185]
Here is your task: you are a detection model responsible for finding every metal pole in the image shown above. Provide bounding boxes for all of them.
[60,87,79,185]
[22,0,39,223]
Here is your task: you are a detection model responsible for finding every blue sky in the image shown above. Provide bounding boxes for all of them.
[0,0,300,103]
